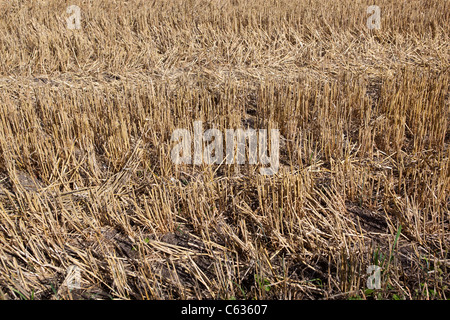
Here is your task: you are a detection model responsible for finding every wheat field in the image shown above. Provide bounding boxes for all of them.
[0,0,448,300]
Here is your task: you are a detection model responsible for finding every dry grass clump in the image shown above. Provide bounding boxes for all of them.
[0,0,448,300]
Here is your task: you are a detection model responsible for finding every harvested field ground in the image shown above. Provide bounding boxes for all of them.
[0,0,448,300]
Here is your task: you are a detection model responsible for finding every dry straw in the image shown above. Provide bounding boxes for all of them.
[0,0,448,300]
